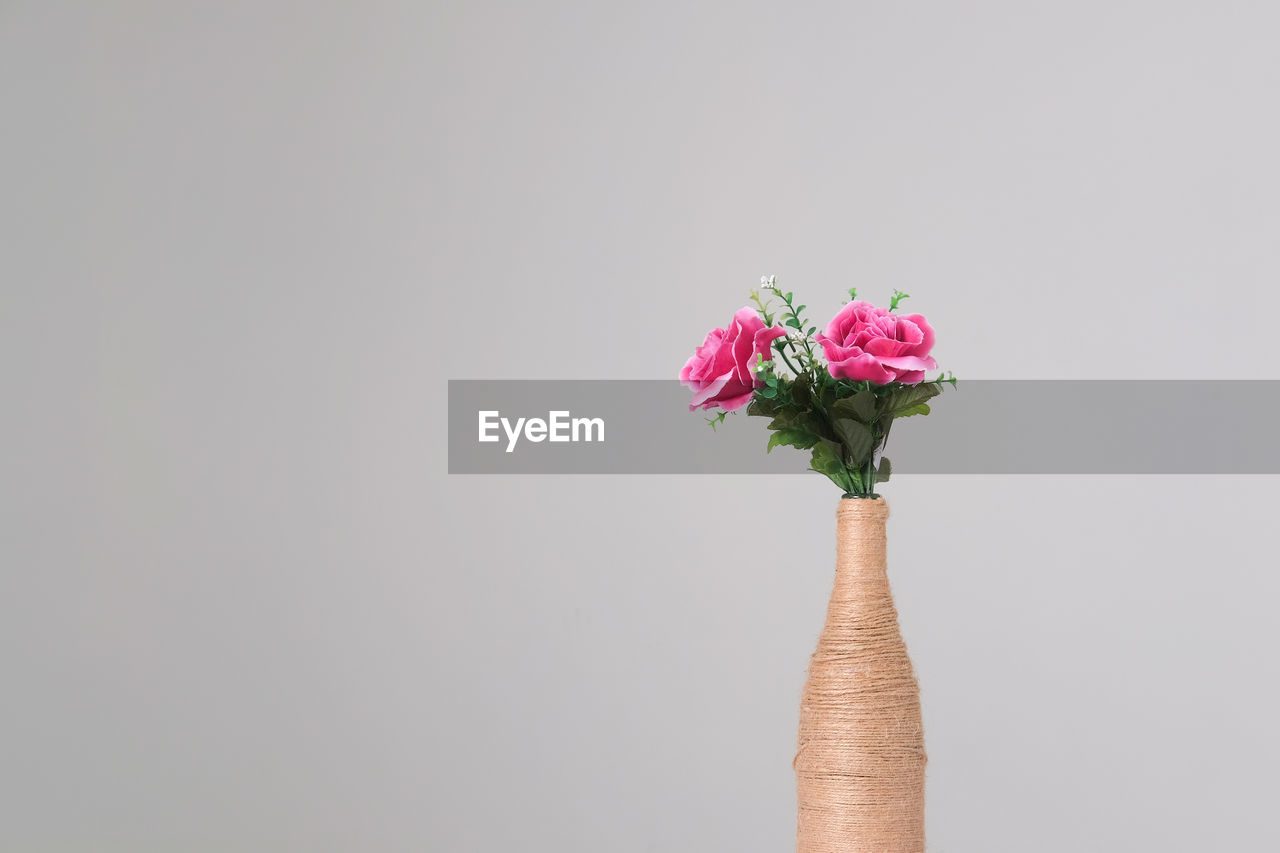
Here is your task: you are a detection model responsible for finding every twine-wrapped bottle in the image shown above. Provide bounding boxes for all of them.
[794,497,926,853]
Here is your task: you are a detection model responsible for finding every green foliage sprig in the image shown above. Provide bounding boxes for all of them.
[748,371,954,497]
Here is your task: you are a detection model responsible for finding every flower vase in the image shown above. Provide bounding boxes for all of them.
[794,497,926,853]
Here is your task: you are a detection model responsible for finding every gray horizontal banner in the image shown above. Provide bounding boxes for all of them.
[447,380,1280,474]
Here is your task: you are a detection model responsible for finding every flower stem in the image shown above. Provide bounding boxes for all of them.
[774,345,802,377]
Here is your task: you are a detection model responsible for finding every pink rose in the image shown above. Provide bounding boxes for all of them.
[815,301,937,385]
[681,307,788,411]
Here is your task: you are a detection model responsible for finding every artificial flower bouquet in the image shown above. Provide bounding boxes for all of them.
[680,277,954,496]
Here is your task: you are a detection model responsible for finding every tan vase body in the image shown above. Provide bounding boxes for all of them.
[794,497,926,853]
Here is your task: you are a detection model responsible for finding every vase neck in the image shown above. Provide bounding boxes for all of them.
[833,497,890,590]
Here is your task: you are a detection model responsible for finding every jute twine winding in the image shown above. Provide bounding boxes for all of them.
[795,497,926,853]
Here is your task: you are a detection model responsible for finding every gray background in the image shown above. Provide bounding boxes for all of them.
[3,1,1279,851]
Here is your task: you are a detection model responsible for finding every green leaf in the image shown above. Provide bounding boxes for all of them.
[876,455,891,483]
[809,439,852,492]
[757,385,777,399]
[766,408,807,431]
[785,318,802,329]
[746,397,777,418]
[896,402,931,418]
[833,418,875,465]
[817,381,838,411]
[767,428,819,453]
[790,375,812,408]
[830,390,876,423]
[881,383,942,418]
[804,413,837,442]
